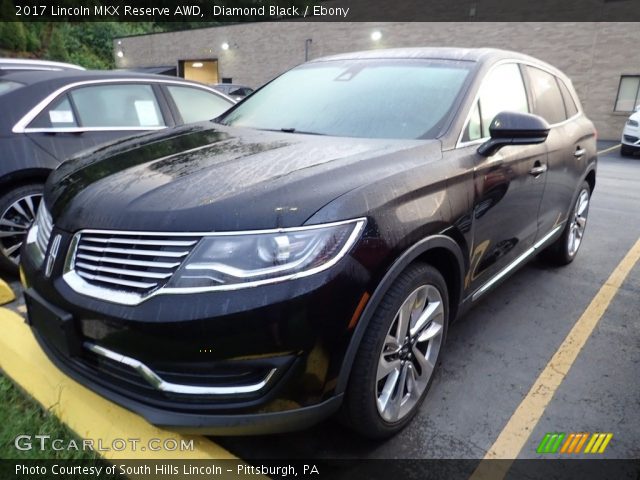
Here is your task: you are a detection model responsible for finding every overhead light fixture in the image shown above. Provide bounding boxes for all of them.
[221,42,230,50]
[192,62,204,68]
[371,31,382,41]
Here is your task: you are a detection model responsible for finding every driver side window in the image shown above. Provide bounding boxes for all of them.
[463,63,529,142]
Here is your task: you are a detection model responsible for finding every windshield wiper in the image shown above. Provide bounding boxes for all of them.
[279,127,326,136]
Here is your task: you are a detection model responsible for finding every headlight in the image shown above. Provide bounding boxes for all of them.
[627,119,639,127]
[165,218,366,290]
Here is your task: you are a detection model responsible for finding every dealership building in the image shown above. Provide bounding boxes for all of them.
[114,22,640,140]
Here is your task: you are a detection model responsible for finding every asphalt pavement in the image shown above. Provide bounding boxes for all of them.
[1,145,638,463]
[216,146,640,460]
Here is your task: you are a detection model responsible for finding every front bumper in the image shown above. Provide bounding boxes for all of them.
[621,126,640,148]
[21,227,373,434]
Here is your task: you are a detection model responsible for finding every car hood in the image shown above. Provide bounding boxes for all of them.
[628,111,640,123]
[47,122,442,232]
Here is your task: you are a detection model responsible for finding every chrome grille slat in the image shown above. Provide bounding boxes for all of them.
[77,270,157,289]
[77,245,190,257]
[70,231,201,296]
[76,253,180,269]
[75,262,173,280]
[82,236,197,247]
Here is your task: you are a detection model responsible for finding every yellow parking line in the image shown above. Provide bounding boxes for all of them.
[470,237,640,479]
[597,144,621,155]
[0,307,238,464]
[0,277,16,305]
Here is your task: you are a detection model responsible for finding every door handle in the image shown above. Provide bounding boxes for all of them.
[529,163,548,176]
[574,147,586,158]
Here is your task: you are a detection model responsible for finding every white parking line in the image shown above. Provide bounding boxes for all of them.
[597,144,621,155]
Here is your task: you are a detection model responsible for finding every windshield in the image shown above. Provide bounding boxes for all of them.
[218,59,471,139]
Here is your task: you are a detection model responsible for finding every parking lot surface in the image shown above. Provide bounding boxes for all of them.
[1,147,638,463]
[217,148,640,460]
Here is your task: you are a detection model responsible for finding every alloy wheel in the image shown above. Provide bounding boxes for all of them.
[0,193,42,266]
[567,188,589,257]
[376,284,444,422]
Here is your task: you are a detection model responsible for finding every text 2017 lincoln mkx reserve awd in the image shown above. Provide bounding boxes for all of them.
[21,48,596,438]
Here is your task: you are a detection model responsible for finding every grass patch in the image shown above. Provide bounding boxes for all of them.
[0,375,100,460]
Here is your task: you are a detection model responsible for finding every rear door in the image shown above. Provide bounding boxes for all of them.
[25,82,171,161]
[459,63,548,292]
[525,66,596,238]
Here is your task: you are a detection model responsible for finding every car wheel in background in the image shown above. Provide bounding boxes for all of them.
[342,263,448,439]
[620,145,636,157]
[544,181,591,266]
[0,184,43,274]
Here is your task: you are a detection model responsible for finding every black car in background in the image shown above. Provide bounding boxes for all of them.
[0,70,234,271]
[21,48,596,438]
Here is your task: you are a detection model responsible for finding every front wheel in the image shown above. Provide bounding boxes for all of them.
[342,263,448,439]
[543,181,591,265]
[0,184,43,274]
[620,145,635,157]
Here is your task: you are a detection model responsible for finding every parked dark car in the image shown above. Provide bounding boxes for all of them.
[21,48,596,438]
[212,83,254,101]
[0,70,234,271]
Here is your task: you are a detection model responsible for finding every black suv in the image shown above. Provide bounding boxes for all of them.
[21,48,596,438]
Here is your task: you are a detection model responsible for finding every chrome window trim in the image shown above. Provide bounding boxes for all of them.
[455,58,582,149]
[85,342,276,395]
[12,78,234,134]
[470,224,563,301]
[22,126,167,134]
[63,218,367,306]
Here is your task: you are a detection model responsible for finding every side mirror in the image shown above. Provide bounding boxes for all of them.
[477,111,550,157]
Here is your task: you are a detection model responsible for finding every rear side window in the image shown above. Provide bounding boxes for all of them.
[29,95,78,128]
[527,66,567,125]
[69,84,165,128]
[558,79,579,118]
[166,86,232,123]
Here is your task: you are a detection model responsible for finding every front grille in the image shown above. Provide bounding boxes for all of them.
[623,134,639,143]
[71,232,200,295]
[35,203,53,254]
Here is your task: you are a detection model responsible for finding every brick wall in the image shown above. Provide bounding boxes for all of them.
[114,22,640,140]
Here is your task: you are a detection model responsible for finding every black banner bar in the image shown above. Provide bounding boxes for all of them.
[2,459,640,480]
[3,0,640,22]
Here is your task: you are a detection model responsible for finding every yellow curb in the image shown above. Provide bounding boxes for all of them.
[0,306,251,477]
[0,277,15,305]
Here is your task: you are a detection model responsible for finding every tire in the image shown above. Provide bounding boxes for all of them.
[342,263,449,439]
[0,183,44,274]
[620,145,635,157]
[543,181,591,266]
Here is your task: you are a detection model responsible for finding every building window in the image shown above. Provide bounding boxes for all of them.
[614,76,640,112]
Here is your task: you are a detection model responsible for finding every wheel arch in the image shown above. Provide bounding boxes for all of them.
[0,168,51,196]
[335,234,466,394]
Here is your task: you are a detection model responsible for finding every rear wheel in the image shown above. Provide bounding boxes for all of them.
[342,263,448,439]
[0,184,43,274]
[543,181,590,265]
